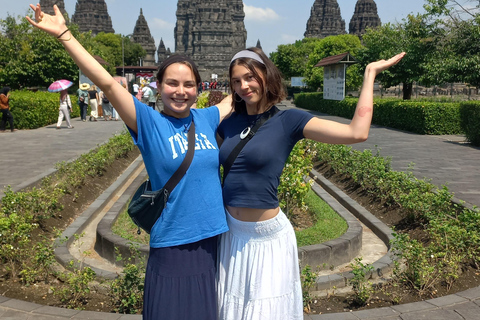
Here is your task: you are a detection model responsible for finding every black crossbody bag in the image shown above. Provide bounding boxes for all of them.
[222,106,279,183]
[128,120,195,234]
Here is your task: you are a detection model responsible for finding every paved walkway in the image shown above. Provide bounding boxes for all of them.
[1,103,480,319]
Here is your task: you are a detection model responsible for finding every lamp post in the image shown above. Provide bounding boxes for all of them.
[122,34,134,77]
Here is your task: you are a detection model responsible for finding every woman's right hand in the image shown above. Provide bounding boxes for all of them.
[25,4,66,38]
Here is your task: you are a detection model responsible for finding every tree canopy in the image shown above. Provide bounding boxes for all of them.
[0,14,146,90]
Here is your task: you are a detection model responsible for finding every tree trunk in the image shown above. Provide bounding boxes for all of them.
[403,82,413,100]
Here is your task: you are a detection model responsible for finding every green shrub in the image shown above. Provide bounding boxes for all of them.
[8,90,80,129]
[459,101,480,146]
[314,142,480,295]
[294,92,463,135]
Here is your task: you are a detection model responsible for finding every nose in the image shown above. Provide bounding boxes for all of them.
[240,79,249,90]
[176,85,185,94]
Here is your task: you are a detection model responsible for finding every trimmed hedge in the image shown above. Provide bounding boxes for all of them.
[293,92,465,135]
[459,102,480,146]
[8,90,80,129]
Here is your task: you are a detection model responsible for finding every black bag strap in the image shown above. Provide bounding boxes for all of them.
[222,106,279,183]
[162,120,195,193]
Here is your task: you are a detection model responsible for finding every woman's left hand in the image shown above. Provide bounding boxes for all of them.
[366,52,406,76]
[26,4,67,38]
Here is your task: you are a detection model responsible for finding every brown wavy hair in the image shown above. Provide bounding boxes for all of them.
[229,47,286,114]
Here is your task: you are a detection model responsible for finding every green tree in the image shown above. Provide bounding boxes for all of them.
[0,14,79,89]
[358,15,436,100]
[303,34,363,91]
[270,38,318,79]
[422,0,480,87]
[270,35,363,91]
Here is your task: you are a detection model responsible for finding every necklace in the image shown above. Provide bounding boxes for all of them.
[239,106,277,140]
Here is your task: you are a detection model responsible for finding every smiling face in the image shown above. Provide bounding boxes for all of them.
[230,64,266,113]
[159,63,197,118]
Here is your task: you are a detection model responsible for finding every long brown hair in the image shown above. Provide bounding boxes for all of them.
[229,47,286,114]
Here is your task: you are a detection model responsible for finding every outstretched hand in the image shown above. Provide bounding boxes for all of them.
[25,4,67,37]
[366,52,406,76]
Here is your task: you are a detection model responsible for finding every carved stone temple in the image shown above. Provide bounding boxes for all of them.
[157,39,171,66]
[304,0,346,39]
[131,9,157,67]
[71,0,115,36]
[349,0,381,39]
[174,0,247,81]
[39,0,68,22]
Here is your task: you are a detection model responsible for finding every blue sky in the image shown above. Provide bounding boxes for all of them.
[4,0,428,55]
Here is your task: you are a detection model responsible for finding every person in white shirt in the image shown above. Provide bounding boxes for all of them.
[57,88,73,129]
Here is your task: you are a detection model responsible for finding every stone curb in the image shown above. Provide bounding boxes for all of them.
[93,169,364,278]
[53,155,145,280]
[309,169,397,291]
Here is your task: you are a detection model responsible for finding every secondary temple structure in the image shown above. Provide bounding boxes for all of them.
[71,0,114,36]
[131,9,157,67]
[174,0,247,80]
[349,0,381,39]
[304,0,346,39]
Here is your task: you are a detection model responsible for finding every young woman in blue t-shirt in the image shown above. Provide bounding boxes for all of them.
[217,47,405,320]
[27,4,233,319]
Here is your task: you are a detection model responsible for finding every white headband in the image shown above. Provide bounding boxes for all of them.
[231,50,265,65]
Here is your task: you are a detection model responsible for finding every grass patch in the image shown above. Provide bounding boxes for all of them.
[113,188,347,248]
[295,188,348,247]
[112,206,150,245]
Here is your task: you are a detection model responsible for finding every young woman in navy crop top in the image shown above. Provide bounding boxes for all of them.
[216,47,405,320]
[27,4,233,320]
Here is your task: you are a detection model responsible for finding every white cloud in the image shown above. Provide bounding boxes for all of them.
[244,5,281,22]
[151,18,175,31]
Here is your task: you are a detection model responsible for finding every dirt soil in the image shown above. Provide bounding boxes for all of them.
[1,153,479,315]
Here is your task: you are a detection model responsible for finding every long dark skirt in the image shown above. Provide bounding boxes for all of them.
[143,235,218,320]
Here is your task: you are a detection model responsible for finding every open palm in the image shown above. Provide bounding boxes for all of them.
[25,4,66,37]
[367,52,406,76]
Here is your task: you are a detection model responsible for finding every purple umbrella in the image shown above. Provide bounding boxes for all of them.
[48,79,73,93]
[149,82,157,89]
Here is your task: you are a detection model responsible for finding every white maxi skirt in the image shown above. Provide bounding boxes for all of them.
[217,208,303,320]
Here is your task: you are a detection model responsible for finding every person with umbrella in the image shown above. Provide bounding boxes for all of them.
[48,79,74,129]
[77,83,89,121]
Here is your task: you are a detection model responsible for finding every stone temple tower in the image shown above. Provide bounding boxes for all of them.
[157,39,171,66]
[39,0,68,22]
[349,0,381,39]
[174,0,247,81]
[132,9,157,67]
[71,0,114,36]
[304,0,346,39]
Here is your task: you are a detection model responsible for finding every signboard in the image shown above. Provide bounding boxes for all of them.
[323,64,346,101]
[291,77,306,87]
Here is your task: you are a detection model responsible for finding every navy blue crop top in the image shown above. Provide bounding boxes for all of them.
[217,108,314,209]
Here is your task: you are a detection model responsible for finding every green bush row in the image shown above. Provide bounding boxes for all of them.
[315,143,480,295]
[8,90,80,129]
[459,102,480,146]
[0,131,134,283]
[293,92,473,136]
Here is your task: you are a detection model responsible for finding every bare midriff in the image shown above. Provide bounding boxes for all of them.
[226,206,280,222]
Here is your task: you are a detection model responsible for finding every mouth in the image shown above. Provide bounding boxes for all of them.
[171,98,188,103]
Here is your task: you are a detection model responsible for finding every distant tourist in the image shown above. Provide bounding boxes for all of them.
[0,87,17,132]
[56,89,74,129]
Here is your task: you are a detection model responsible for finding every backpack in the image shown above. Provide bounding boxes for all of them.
[102,93,109,104]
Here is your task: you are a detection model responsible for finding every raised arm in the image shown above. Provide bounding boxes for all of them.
[26,4,138,132]
[303,52,406,145]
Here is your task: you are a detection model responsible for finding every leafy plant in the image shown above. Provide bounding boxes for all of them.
[53,260,96,309]
[110,244,145,314]
[349,257,374,305]
[301,265,317,312]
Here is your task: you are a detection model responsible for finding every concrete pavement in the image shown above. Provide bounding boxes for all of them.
[1,103,480,319]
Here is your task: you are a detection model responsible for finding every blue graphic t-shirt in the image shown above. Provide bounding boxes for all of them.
[128,98,228,248]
